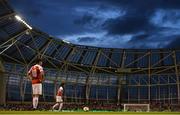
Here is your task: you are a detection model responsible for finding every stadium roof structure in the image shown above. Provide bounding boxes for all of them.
[1,0,180,106]
[0,0,180,76]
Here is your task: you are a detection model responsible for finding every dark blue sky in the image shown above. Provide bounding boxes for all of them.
[9,0,180,48]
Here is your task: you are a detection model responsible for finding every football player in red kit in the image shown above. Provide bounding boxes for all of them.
[52,82,65,111]
[28,58,44,110]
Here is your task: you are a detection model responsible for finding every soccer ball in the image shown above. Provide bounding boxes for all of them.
[83,106,89,112]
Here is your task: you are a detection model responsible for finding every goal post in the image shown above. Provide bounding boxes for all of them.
[123,104,150,112]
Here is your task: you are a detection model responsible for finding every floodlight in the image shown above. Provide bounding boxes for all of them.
[15,15,32,30]
[15,15,22,21]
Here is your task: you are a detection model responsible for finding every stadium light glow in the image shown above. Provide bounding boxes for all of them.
[63,39,70,44]
[15,15,32,30]
[15,15,21,21]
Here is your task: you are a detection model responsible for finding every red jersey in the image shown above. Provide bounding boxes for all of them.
[57,86,63,96]
[28,64,44,84]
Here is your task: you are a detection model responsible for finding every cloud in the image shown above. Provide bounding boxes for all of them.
[128,34,149,43]
[86,0,180,10]
[99,0,161,36]
[77,36,97,43]
[59,32,106,46]
[151,9,180,29]
[103,16,155,35]
[9,0,43,17]
[74,14,98,26]
[166,36,180,48]
[127,32,180,49]
[73,5,125,31]
[8,0,180,49]
[160,0,180,9]
[9,0,93,36]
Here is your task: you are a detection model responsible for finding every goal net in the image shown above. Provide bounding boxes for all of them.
[123,104,150,112]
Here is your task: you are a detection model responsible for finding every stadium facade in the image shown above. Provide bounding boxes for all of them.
[0,0,180,108]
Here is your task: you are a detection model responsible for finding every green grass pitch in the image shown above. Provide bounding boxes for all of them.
[0,111,180,115]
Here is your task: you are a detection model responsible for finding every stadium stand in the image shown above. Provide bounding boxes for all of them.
[0,0,180,112]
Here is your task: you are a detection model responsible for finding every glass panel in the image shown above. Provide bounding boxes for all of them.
[65,83,75,98]
[109,75,117,85]
[108,86,117,100]
[97,51,109,67]
[151,52,161,66]
[67,49,83,63]
[150,86,158,99]
[17,45,35,61]
[28,35,47,49]
[45,42,59,56]
[0,29,9,42]
[169,74,177,83]
[76,84,85,99]
[163,53,173,66]
[43,81,54,102]
[0,3,12,16]
[4,21,25,35]
[77,73,87,84]
[176,50,180,64]
[98,74,109,85]
[89,75,98,85]
[129,86,138,100]
[110,51,122,67]
[90,85,97,99]
[140,75,148,85]
[136,54,148,68]
[97,85,107,99]
[81,51,97,65]
[125,52,135,68]
[140,86,148,99]
[54,45,71,60]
